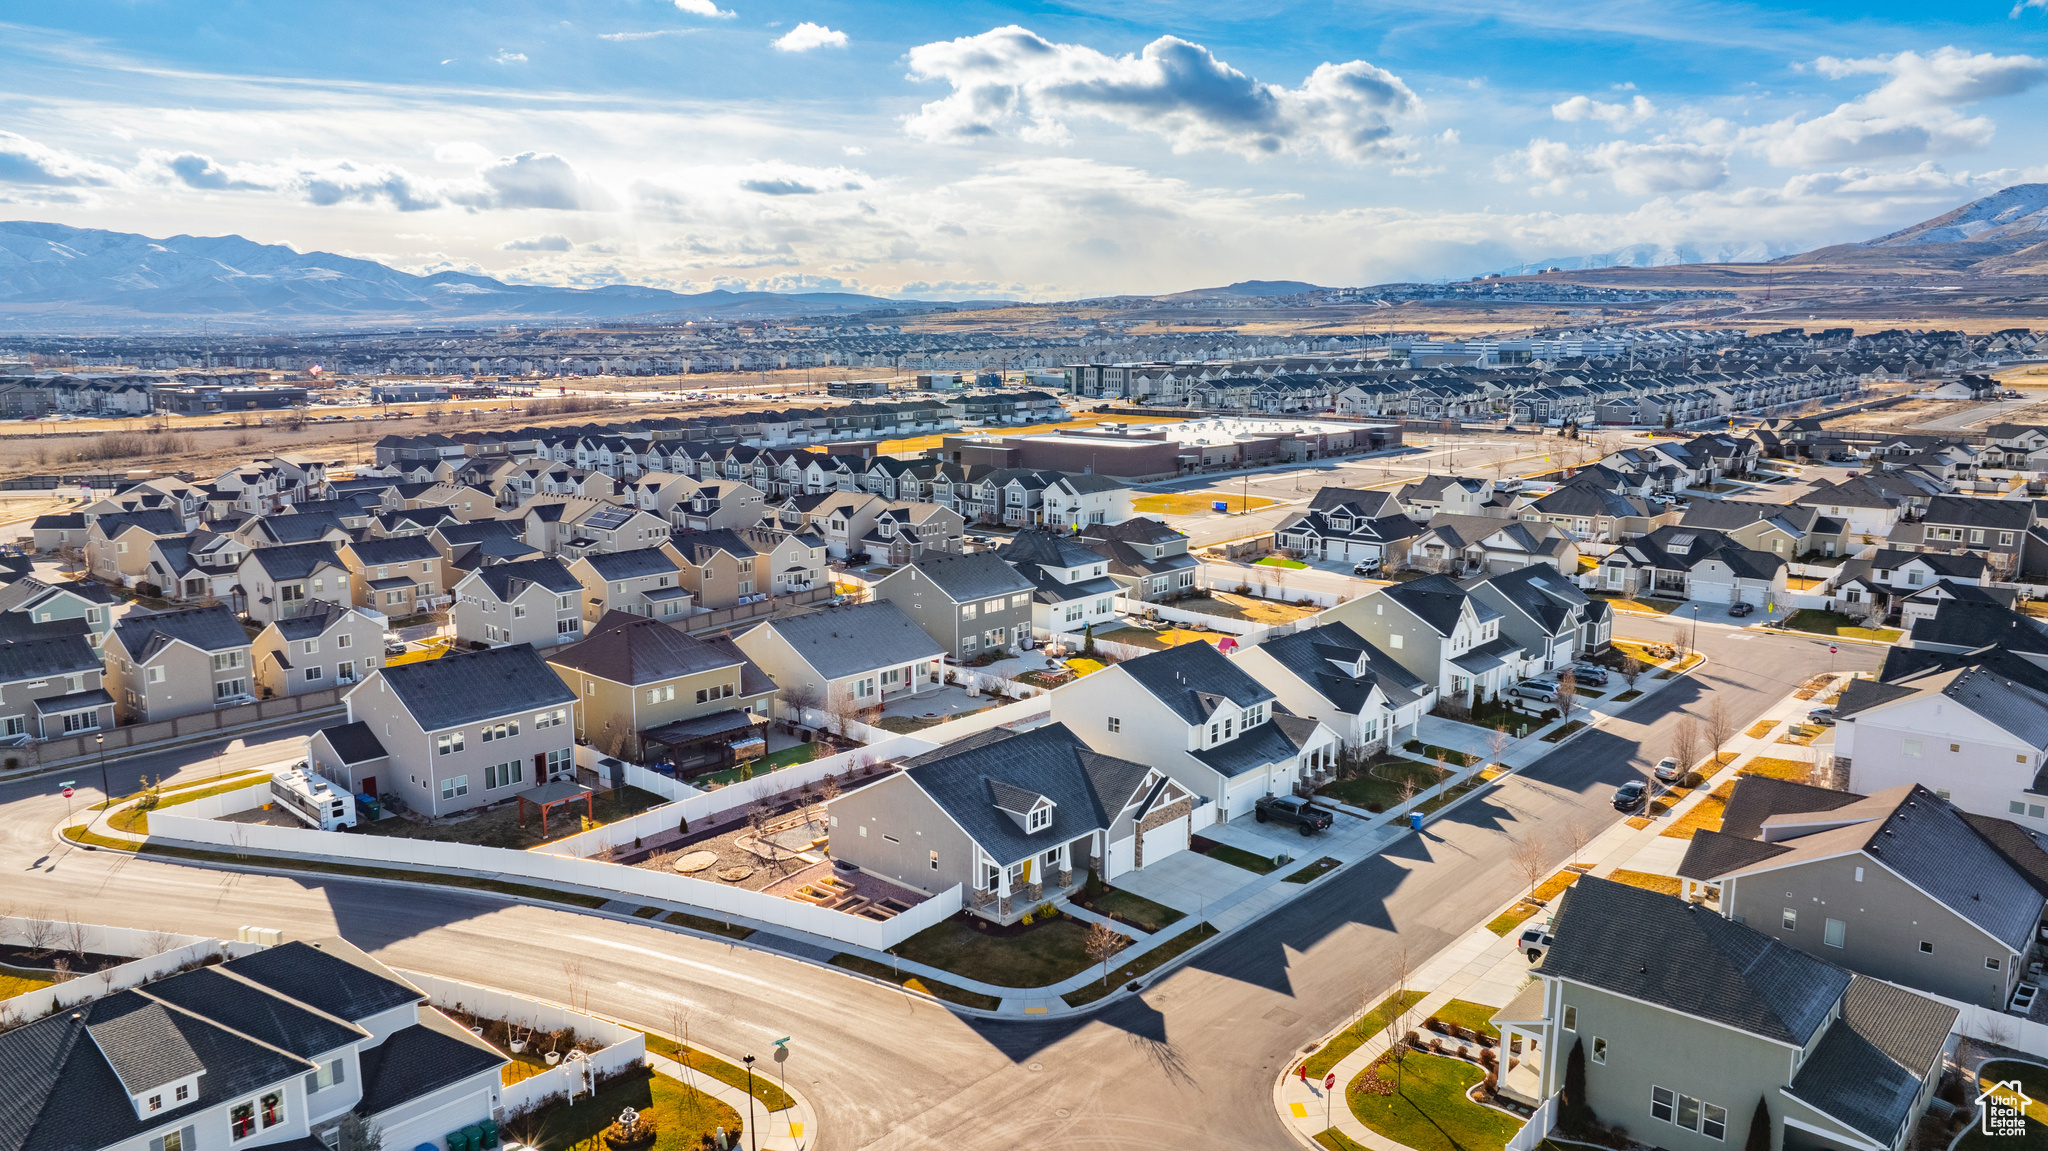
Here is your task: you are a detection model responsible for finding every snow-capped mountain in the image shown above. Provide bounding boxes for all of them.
[1490,241,1799,278]
[1858,183,2048,250]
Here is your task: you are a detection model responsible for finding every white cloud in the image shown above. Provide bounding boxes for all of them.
[2014,0,2048,17]
[671,0,735,18]
[1760,47,2045,165]
[500,233,573,251]
[901,25,1421,162]
[773,23,847,53]
[493,51,528,65]
[1552,94,1657,130]
[1504,137,1728,195]
[0,131,120,186]
[450,151,614,211]
[598,29,698,42]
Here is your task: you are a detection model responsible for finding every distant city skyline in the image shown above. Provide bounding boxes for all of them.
[1,1,2043,300]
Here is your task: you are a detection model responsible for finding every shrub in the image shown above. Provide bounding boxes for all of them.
[1480,1048,1497,1068]
[1234,584,1252,595]
[1039,903,1058,919]
[1483,1070,1498,1097]
[1424,1015,1441,1031]
[1404,738,1425,753]
[678,814,688,834]
[1366,802,1383,814]
[1021,912,1035,926]
[1428,1036,1444,1052]
[1457,1044,1470,1059]
[1405,1029,1421,1047]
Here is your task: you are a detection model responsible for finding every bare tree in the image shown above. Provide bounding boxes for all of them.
[145,928,180,957]
[62,921,92,964]
[1487,725,1511,770]
[560,959,589,1013]
[1562,817,1593,868]
[335,1113,384,1151]
[1379,947,1416,1089]
[1704,698,1733,769]
[1620,656,1645,692]
[1555,670,1578,720]
[1508,835,1549,899]
[18,913,57,957]
[1085,920,1128,986]
[1670,716,1703,784]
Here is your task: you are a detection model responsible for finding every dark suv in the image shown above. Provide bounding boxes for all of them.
[1612,780,1648,811]
[1255,795,1335,835]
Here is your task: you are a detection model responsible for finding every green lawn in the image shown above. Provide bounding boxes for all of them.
[1317,758,1450,812]
[1256,556,1310,569]
[516,1066,739,1151]
[1284,857,1342,884]
[887,913,1096,988]
[830,954,1002,1011]
[1348,1052,1524,1151]
[1069,884,1186,933]
[1315,1131,1373,1151]
[1196,840,1284,874]
[1303,989,1429,1078]
[1062,923,1218,1007]
[1428,999,1500,1040]
[639,1032,796,1111]
[663,910,756,941]
[1962,1060,2048,1151]
[91,768,268,810]
[755,741,821,770]
[1780,609,1902,644]
[1612,689,1644,703]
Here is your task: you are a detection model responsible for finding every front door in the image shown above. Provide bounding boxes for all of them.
[361,776,377,797]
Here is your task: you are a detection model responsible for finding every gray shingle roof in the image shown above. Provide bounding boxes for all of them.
[580,547,683,581]
[467,556,582,599]
[899,550,1035,602]
[1247,621,1423,713]
[1675,828,1792,881]
[894,723,1159,866]
[378,642,577,731]
[345,535,441,565]
[271,600,360,642]
[1717,776,1866,840]
[0,632,99,683]
[223,938,422,1022]
[142,967,365,1059]
[1190,718,1310,778]
[317,720,389,765]
[354,1012,506,1115]
[1787,977,1957,1144]
[548,611,755,687]
[1381,574,1493,636]
[1908,600,2048,654]
[753,600,943,679]
[1541,876,1850,1046]
[244,541,343,582]
[1119,639,1276,725]
[113,604,248,661]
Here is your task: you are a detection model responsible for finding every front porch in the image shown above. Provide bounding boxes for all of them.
[968,834,1093,925]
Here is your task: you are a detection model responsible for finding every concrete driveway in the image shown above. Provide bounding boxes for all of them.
[1106,848,1261,916]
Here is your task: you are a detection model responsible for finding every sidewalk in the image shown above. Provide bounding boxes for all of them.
[646,1051,817,1151]
[1272,670,1850,1151]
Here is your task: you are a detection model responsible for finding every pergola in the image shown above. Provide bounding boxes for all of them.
[516,779,595,838]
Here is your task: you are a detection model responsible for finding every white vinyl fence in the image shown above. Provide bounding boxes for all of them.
[0,919,252,1026]
[1197,559,1361,607]
[1506,1092,1560,1151]
[394,968,646,1117]
[146,807,964,952]
[1141,601,1270,637]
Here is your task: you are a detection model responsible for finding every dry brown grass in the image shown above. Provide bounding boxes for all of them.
[1662,781,1737,840]
[1740,756,1813,782]
[1609,870,1684,896]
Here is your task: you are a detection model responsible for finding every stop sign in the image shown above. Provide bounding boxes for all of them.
[60,787,72,799]
[1325,1073,1337,1090]
[1829,645,1838,654]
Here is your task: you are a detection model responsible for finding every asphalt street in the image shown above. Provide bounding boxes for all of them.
[0,622,1875,1150]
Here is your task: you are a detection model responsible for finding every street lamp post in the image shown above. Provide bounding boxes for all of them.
[92,734,110,833]
[1690,605,1700,656]
[743,1053,758,1151]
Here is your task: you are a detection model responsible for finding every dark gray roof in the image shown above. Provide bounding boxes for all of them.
[271,600,359,642]
[1191,717,1310,778]
[141,967,365,1059]
[93,509,186,538]
[379,642,577,731]
[898,550,1035,602]
[1787,977,1957,1144]
[353,1012,505,1115]
[1541,876,1850,1047]
[112,603,248,660]
[1083,517,1185,546]
[1675,828,1791,881]
[673,527,759,561]
[1959,813,2048,899]
[752,600,943,679]
[1120,639,1276,725]
[0,632,99,683]
[1719,776,1867,840]
[1908,600,2048,655]
[249,512,348,545]
[998,530,1111,572]
[243,541,342,581]
[223,938,422,1022]
[580,547,683,581]
[896,723,1160,866]
[549,611,756,687]
[31,688,113,716]
[1922,494,2035,530]
[1382,574,1494,636]
[317,720,389,765]
[1254,621,1426,713]
[466,556,582,599]
[345,535,442,565]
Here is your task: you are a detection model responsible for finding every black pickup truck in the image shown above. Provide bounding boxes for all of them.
[1255,795,1335,835]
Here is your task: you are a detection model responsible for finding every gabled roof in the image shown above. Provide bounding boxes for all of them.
[242,541,343,582]
[1380,573,1495,636]
[112,603,248,661]
[1540,876,1850,1047]
[549,611,765,689]
[1786,977,1958,1145]
[1119,639,1276,725]
[579,546,683,581]
[1083,517,1185,546]
[92,509,187,538]
[270,600,363,643]
[355,1012,506,1115]
[344,535,442,565]
[376,642,577,731]
[1907,599,2048,655]
[895,723,1161,866]
[464,556,582,600]
[246,512,349,545]
[748,601,943,679]
[316,719,389,765]
[896,550,1035,602]
[1253,620,1426,713]
[672,528,759,562]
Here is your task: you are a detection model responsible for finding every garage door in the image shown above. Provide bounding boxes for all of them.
[1140,815,1190,869]
[1106,836,1136,880]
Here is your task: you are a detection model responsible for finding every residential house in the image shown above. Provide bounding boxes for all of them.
[1796,476,1910,543]
[552,502,672,562]
[143,530,248,605]
[342,643,578,816]
[336,535,446,617]
[998,530,1125,638]
[777,491,885,560]
[0,936,508,1151]
[1396,475,1493,521]
[0,628,114,740]
[546,610,776,768]
[251,600,386,699]
[1508,876,1956,1151]
[1078,518,1201,602]
[1039,473,1136,530]
[430,520,542,588]
[1407,513,1580,576]
[1597,525,1790,607]
[1463,565,1611,674]
[735,600,947,717]
[743,525,830,597]
[1680,500,1844,560]
[1319,577,1524,707]
[1275,491,1424,563]
[1897,579,2015,625]
[84,509,187,586]
[670,529,767,611]
[1678,778,2048,1009]
[1835,652,2048,832]
[872,551,1037,659]
[568,547,693,624]
[854,502,965,565]
[30,511,85,554]
[237,511,351,549]
[827,723,1199,919]
[0,576,117,651]
[1901,495,2035,578]
[450,557,586,650]
[234,542,352,625]
[1231,620,1432,754]
[1052,639,1341,821]
[105,604,256,721]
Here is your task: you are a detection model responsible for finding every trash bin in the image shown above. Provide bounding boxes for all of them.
[356,794,381,821]
[444,1129,472,1151]
[474,1119,500,1149]
[1409,812,1424,831]
[461,1124,487,1151]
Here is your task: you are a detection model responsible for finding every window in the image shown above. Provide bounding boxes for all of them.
[1702,1103,1727,1141]
[176,1085,188,1102]
[212,650,244,671]
[1651,1087,1674,1123]
[62,710,98,733]
[482,721,518,742]
[1,716,25,738]
[1562,1005,1576,1031]
[1903,738,1922,758]
[231,1102,256,1139]
[440,775,469,800]
[1011,593,1030,608]
[260,1091,282,1128]
[961,603,977,620]
[214,678,246,700]
[546,747,573,778]
[336,634,352,649]
[2016,802,2029,815]
[1389,633,1402,650]
[1920,941,1934,954]
[513,604,527,619]
[305,1058,345,1094]
[1592,1038,1607,1063]
[558,619,579,636]
[1107,717,1120,733]
[147,1093,162,1112]
[1781,908,1797,931]
[485,761,523,789]
[1989,957,2003,971]
[304,666,322,682]
[1028,807,1051,831]
[301,639,319,656]
[437,732,464,755]
[1824,919,1845,948]
[535,708,566,729]
[147,665,165,684]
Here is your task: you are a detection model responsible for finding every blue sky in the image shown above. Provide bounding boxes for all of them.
[1,0,2044,298]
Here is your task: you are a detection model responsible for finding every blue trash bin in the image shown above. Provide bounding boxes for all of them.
[1409,811,1424,830]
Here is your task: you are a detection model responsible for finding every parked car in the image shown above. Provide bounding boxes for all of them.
[1806,707,1836,726]
[1728,601,1754,617]
[1612,780,1648,811]
[1567,664,1608,686]
[1255,794,1335,835]
[1520,926,1554,963]
[1351,557,1383,576]
[1508,679,1559,704]
[1653,756,1682,782]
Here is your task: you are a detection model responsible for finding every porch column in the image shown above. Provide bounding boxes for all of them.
[1056,841,1072,888]
[996,863,1013,919]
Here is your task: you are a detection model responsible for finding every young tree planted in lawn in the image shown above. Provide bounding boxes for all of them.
[1670,716,1703,781]
[1705,698,1733,768]
[1508,834,1549,899]
[1562,817,1593,868]
[1555,670,1578,720]
[1487,725,1510,770]
[1621,656,1644,692]
[1085,920,1128,986]
[1378,948,1416,1089]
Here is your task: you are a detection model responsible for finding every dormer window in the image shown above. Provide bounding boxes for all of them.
[1028,806,1051,831]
